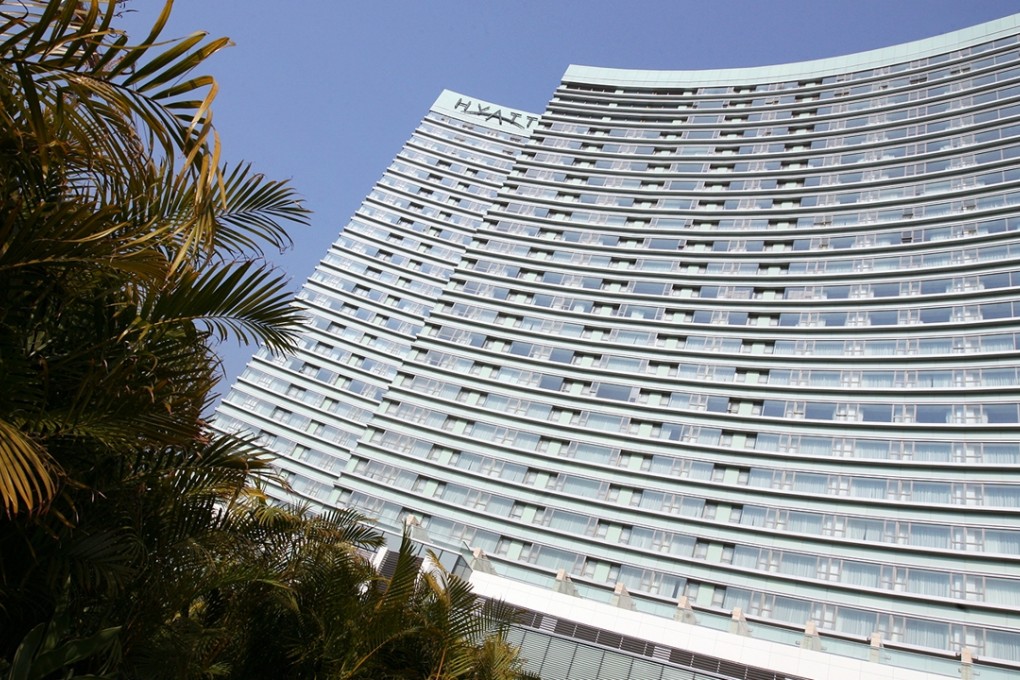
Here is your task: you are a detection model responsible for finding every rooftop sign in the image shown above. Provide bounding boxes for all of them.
[432,89,540,133]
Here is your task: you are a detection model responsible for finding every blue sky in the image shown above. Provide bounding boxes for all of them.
[119,1,1020,393]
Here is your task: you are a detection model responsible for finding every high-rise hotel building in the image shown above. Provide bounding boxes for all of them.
[216,15,1020,680]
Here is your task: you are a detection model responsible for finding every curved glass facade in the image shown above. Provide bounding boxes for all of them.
[217,17,1020,677]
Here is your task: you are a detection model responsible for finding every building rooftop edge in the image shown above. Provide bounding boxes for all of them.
[563,13,1020,87]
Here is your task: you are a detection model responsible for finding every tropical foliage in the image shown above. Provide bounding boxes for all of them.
[0,2,528,678]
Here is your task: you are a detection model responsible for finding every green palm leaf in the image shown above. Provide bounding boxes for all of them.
[137,261,302,351]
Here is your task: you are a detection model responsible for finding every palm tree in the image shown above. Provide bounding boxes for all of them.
[118,498,386,679]
[327,534,527,680]
[0,0,308,670]
[0,0,309,517]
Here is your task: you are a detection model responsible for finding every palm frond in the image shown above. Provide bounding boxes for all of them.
[0,417,57,515]
[0,201,167,281]
[207,162,309,256]
[137,261,303,351]
[0,0,223,181]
